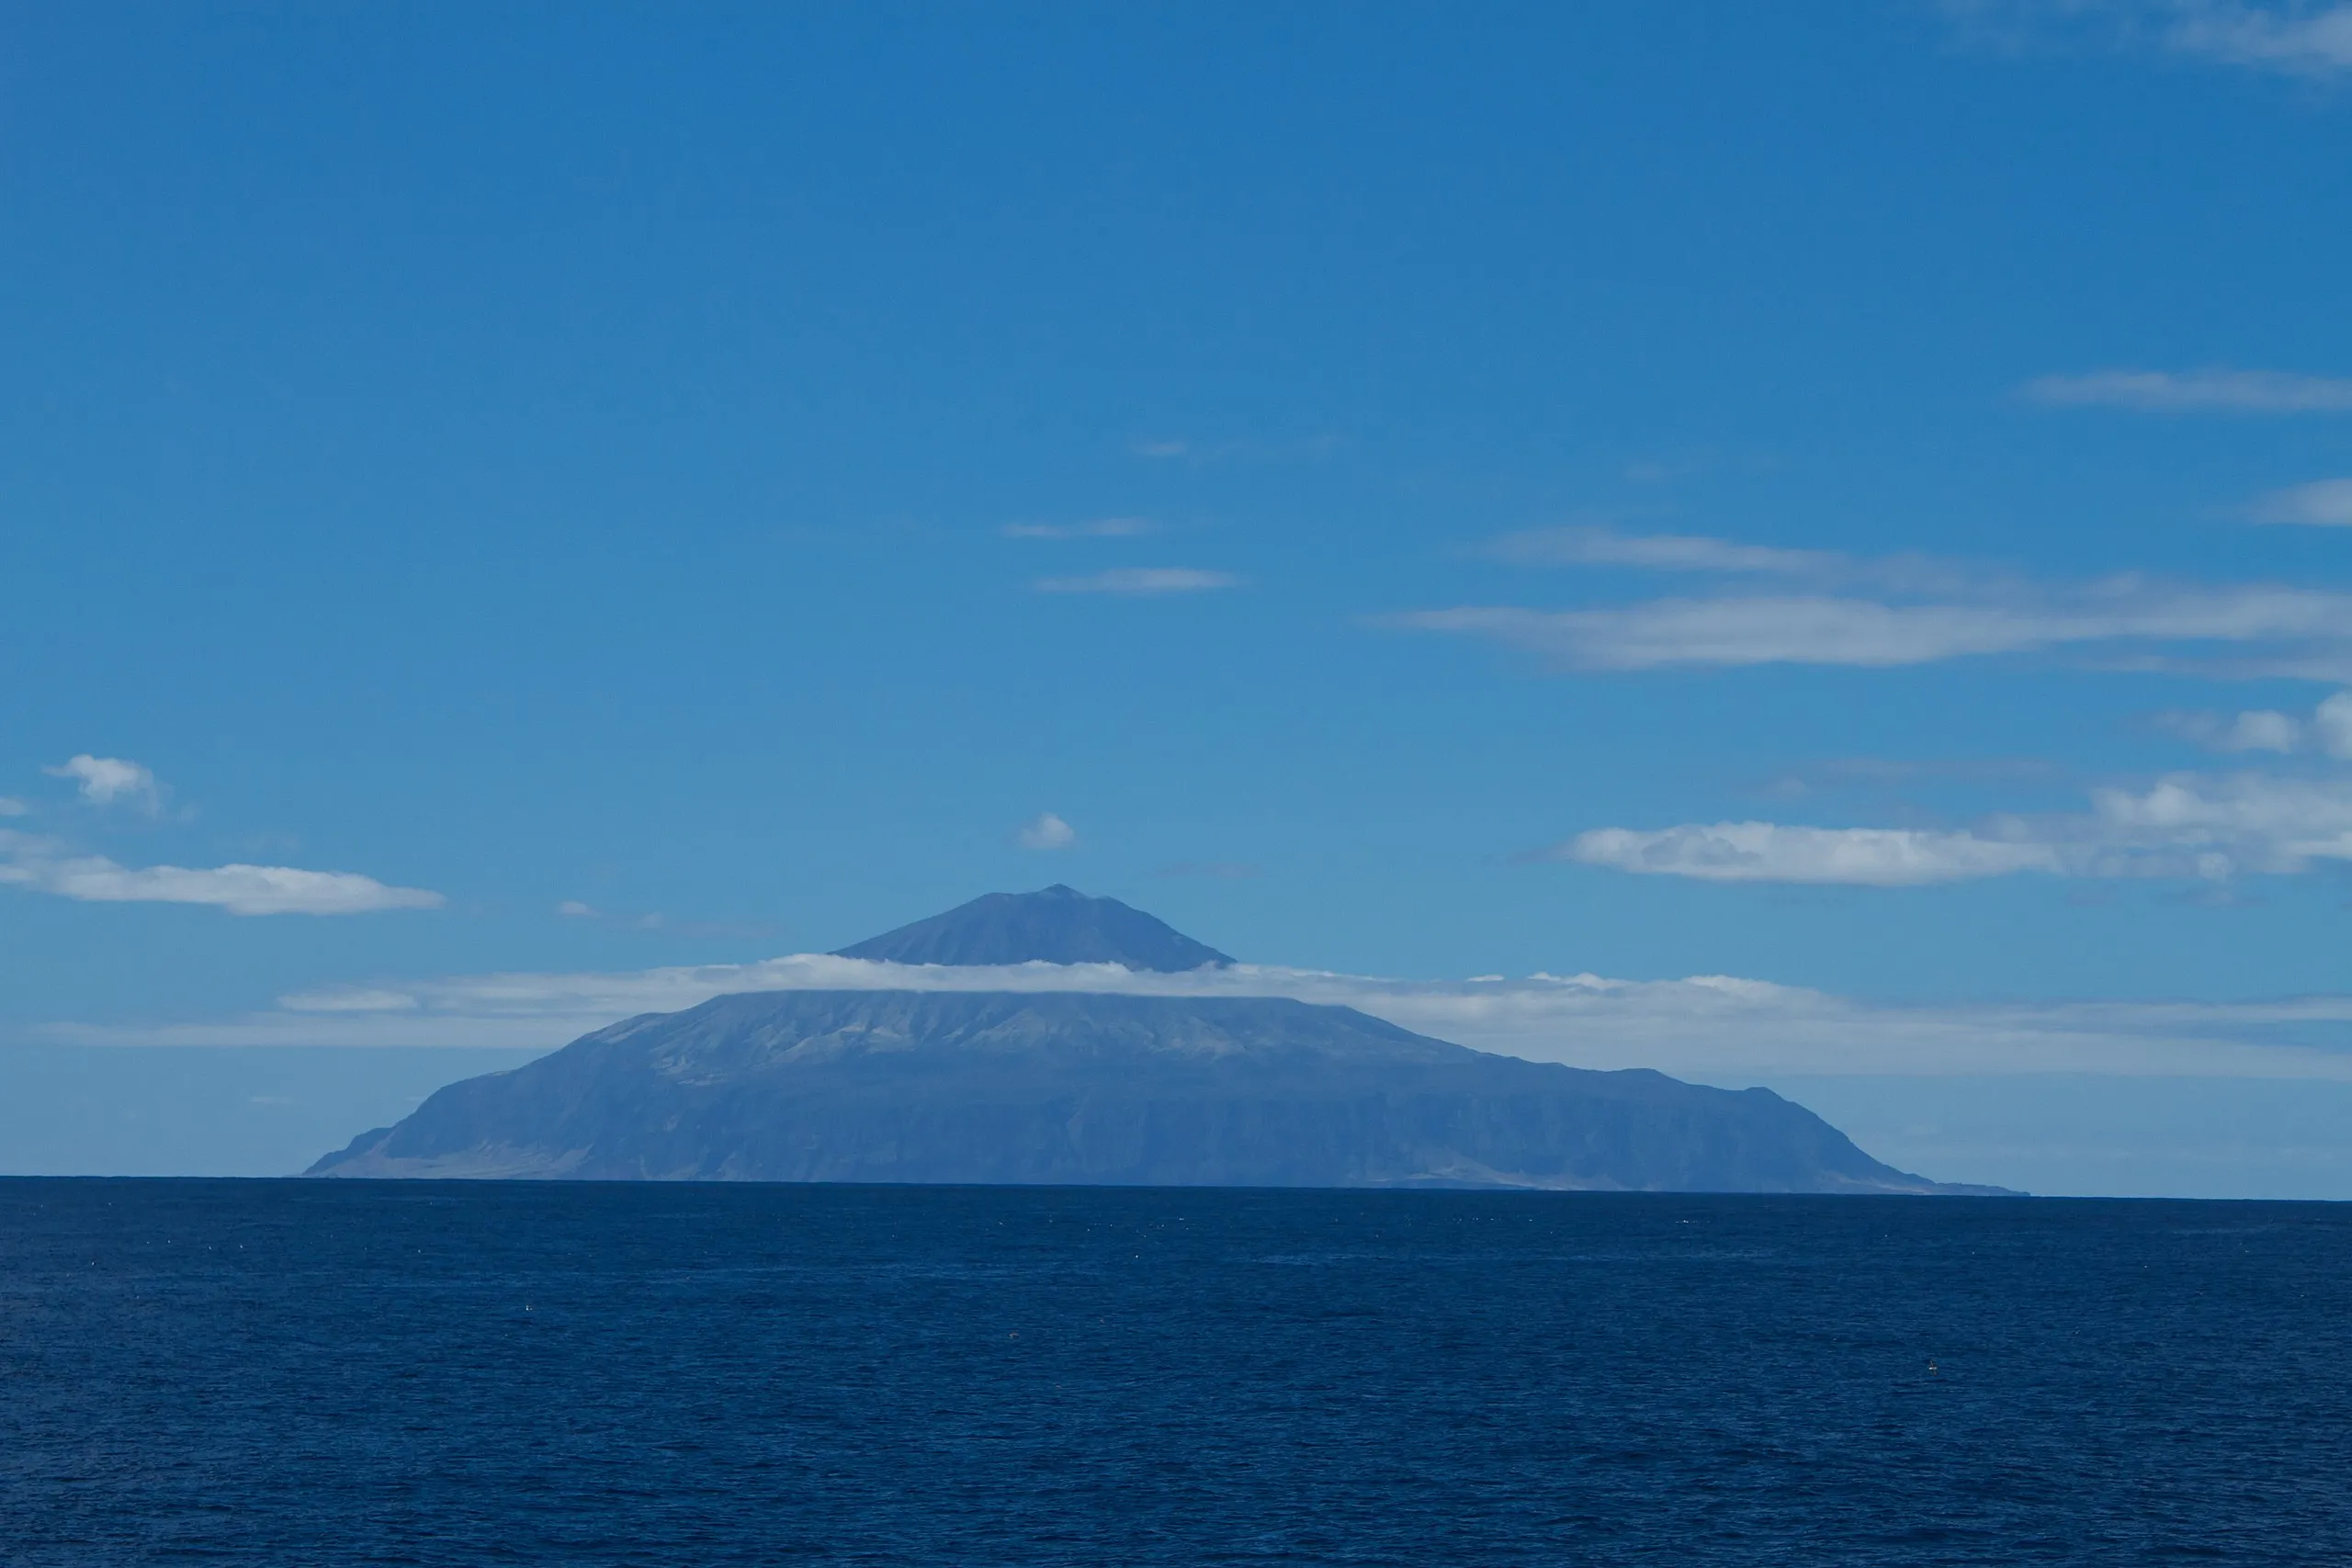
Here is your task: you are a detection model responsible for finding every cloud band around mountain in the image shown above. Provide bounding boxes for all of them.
[41,949,2352,1083]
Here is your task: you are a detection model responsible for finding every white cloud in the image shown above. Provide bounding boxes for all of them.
[2084,771,2352,874]
[1035,568,1241,594]
[1127,435,1342,465]
[0,797,25,817]
[1485,527,1838,576]
[2316,692,2352,757]
[2248,478,2352,526]
[555,899,599,919]
[2164,2,2352,75]
[43,949,2352,1081]
[1014,812,1078,852]
[1400,599,2018,669]
[2161,690,2352,756]
[1555,688,2352,887]
[2160,707,2304,752]
[1566,823,2064,886]
[2025,368,2352,412]
[45,754,164,813]
[1002,517,1158,539]
[1399,582,2352,671]
[1484,527,1989,601]
[0,830,442,916]
[1401,527,2352,673]
[1949,3,2352,80]
[2213,709,2302,752]
[1561,761,2352,887]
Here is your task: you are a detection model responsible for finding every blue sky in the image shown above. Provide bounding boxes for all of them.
[7,4,2352,1190]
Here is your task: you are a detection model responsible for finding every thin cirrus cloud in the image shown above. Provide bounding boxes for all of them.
[1397,526,2352,675]
[2143,1,2352,76]
[1946,2,2352,80]
[1001,517,1159,540]
[1399,586,2352,672]
[276,987,422,1013]
[2158,707,2309,754]
[1128,434,1343,465]
[0,831,444,916]
[2247,479,2352,526]
[1484,525,1839,576]
[51,949,2352,1081]
[2023,368,2352,412]
[1035,568,1241,595]
[2159,693,2352,757]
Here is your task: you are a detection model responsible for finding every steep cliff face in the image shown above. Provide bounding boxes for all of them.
[309,989,1994,1193]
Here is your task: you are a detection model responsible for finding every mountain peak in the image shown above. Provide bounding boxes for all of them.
[833,886,1233,972]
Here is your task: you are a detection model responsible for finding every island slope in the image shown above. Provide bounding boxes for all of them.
[310,989,1996,1192]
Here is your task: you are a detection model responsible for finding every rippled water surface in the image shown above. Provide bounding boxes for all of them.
[5,1179,2349,1564]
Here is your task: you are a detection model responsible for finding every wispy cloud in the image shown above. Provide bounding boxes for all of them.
[44,754,164,814]
[46,950,2352,1081]
[1400,529,2352,674]
[1485,525,1838,576]
[1014,812,1078,851]
[2025,368,2352,412]
[1559,759,2352,890]
[1127,434,1343,465]
[555,899,599,918]
[1951,3,2352,79]
[2247,478,2352,526]
[2159,707,2307,753]
[1035,568,1241,595]
[2159,691,2352,757]
[1001,517,1159,540]
[277,987,421,1013]
[0,830,444,916]
[1566,824,2064,886]
[2161,1,2352,74]
[0,797,25,817]
[1397,585,2352,671]
[1546,690,2352,886]
[2321,694,2352,756]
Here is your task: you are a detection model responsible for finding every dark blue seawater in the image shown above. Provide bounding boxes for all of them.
[4,1181,2349,1565]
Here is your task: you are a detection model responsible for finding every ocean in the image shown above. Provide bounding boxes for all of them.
[4,1179,2347,1564]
